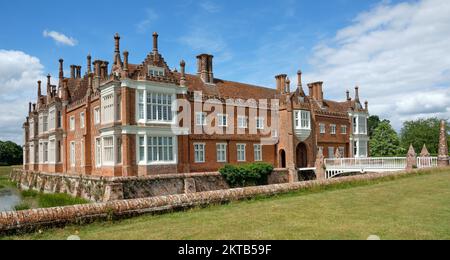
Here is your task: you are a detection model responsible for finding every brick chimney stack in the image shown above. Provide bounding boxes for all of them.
[308,82,324,102]
[114,33,122,66]
[33,103,36,111]
[70,65,76,79]
[275,74,288,94]
[46,74,52,102]
[87,54,92,74]
[180,60,186,87]
[123,51,129,71]
[59,59,64,79]
[355,86,360,102]
[76,66,82,79]
[297,70,304,95]
[153,32,159,54]
[197,54,214,84]
[37,81,42,97]
[62,79,69,102]
[346,90,351,101]
[286,77,291,93]
[93,60,102,77]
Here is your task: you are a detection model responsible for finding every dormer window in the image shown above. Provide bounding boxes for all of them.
[148,66,165,77]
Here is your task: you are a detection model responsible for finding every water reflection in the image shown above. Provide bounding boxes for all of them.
[0,189,21,212]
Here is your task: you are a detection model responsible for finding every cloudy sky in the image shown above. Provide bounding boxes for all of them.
[0,0,449,144]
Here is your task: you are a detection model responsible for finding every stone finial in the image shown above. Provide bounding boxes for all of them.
[180,60,186,87]
[420,144,431,157]
[28,102,32,114]
[406,144,417,171]
[355,86,360,102]
[315,149,326,180]
[438,120,449,167]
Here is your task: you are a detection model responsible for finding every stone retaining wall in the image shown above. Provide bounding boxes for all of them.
[9,169,289,202]
[1,169,434,234]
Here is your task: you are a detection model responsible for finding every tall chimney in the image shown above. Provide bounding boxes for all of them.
[37,81,42,97]
[308,84,313,97]
[93,60,102,77]
[355,86,360,102]
[33,103,36,111]
[365,101,368,111]
[114,33,122,66]
[62,79,70,102]
[346,90,351,101]
[76,66,82,79]
[28,102,32,114]
[279,74,287,94]
[275,75,281,93]
[286,77,291,93]
[208,55,214,82]
[180,60,186,86]
[46,74,52,102]
[70,65,76,79]
[196,54,214,83]
[87,54,92,74]
[123,51,129,71]
[59,59,64,79]
[153,32,159,54]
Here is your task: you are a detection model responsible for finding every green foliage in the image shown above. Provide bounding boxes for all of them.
[400,118,449,154]
[369,121,404,156]
[368,115,381,138]
[22,190,39,198]
[37,193,89,208]
[0,141,23,166]
[219,163,274,188]
[14,202,31,211]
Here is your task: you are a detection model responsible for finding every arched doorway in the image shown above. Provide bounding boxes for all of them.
[296,143,308,168]
[279,150,286,168]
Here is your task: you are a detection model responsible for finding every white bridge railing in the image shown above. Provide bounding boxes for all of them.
[324,157,438,179]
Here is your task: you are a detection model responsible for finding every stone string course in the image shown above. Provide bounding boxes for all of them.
[0,169,437,234]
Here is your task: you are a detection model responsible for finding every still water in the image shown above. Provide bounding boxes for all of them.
[0,189,21,212]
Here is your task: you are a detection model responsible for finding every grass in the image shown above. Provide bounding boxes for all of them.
[0,166,89,211]
[4,168,450,240]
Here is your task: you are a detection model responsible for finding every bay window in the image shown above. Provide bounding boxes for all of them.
[294,110,311,130]
[102,94,114,124]
[137,135,177,165]
[49,108,56,131]
[353,115,368,135]
[103,137,114,164]
[137,90,174,123]
[49,139,55,163]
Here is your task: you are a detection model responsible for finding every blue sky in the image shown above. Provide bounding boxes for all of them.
[1,0,450,144]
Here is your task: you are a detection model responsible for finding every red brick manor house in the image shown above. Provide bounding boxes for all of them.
[22,33,369,181]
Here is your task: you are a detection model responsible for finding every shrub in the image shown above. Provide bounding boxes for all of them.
[14,202,31,211]
[219,162,274,188]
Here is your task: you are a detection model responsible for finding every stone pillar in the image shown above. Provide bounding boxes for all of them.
[406,144,417,171]
[315,150,326,180]
[438,120,449,167]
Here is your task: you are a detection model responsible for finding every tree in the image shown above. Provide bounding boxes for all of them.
[400,118,449,155]
[368,115,381,138]
[0,141,23,166]
[369,121,404,157]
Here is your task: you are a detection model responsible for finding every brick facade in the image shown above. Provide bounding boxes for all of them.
[21,32,369,179]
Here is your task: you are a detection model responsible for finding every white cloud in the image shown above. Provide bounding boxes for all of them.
[43,30,78,46]
[136,9,159,33]
[303,0,450,129]
[0,50,45,144]
[199,0,221,13]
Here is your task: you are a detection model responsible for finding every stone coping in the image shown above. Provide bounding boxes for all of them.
[2,168,444,234]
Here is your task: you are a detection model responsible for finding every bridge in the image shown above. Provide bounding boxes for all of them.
[299,157,439,179]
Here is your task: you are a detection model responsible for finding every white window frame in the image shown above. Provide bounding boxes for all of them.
[218,114,228,127]
[256,117,265,130]
[194,143,206,163]
[80,112,85,129]
[94,107,101,125]
[70,141,76,167]
[294,110,311,130]
[70,116,75,131]
[217,143,227,163]
[238,116,248,129]
[102,136,115,166]
[320,123,326,134]
[148,66,165,77]
[331,124,337,135]
[136,90,175,124]
[196,112,207,126]
[237,144,246,162]
[254,144,262,162]
[102,94,115,124]
[341,125,347,135]
[95,138,102,168]
[49,108,56,131]
[136,135,178,165]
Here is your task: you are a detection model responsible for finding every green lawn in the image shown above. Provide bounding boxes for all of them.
[4,169,450,240]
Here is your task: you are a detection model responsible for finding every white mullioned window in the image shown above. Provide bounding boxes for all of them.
[43,141,48,163]
[148,66,165,77]
[294,110,311,130]
[29,120,34,139]
[341,125,347,134]
[217,143,227,163]
[196,112,207,126]
[94,107,101,125]
[137,90,174,123]
[102,94,114,124]
[42,114,48,133]
[331,125,337,135]
[70,141,76,167]
[103,136,114,164]
[358,116,367,135]
[70,116,75,131]
[359,141,368,157]
[49,108,56,130]
[116,93,122,121]
[320,123,326,134]
[194,143,206,163]
[238,116,248,129]
[256,117,265,130]
[137,135,177,165]
[138,136,146,163]
[38,115,43,134]
[80,112,85,129]
[254,144,262,162]
[237,144,246,162]
[49,139,55,164]
[218,114,228,127]
[95,138,102,167]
